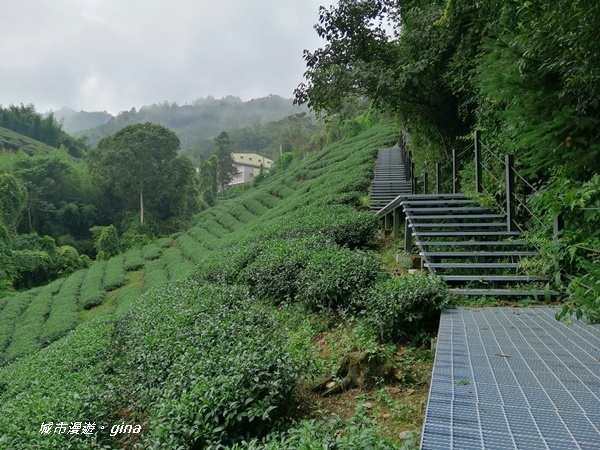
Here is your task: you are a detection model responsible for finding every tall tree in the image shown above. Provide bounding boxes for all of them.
[214,131,238,194]
[88,122,196,225]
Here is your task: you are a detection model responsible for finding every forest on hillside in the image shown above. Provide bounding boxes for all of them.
[295,0,600,322]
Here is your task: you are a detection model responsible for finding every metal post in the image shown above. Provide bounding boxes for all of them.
[553,214,564,285]
[475,130,483,194]
[423,172,429,195]
[452,148,459,194]
[404,217,411,252]
[412,171,417,194]
[505,154,516,232]
[393,208,401,240]
[384,212,392,230]
[435,163,441,194]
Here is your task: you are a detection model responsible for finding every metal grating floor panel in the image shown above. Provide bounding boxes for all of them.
[421,307,600,449]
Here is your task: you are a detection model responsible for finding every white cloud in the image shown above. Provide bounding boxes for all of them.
[0,0,326,114]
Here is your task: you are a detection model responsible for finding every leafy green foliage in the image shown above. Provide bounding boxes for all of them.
[109,282,299,449]
[78,261,106,309]
[362,274,449,343]
[0,122,409,448]
[88,122,199,226]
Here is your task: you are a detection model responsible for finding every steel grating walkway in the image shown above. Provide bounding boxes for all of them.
[421,307,600,450]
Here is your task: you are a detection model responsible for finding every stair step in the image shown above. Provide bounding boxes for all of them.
[414,231,521,237]
[423,251,536,257]
[447,288,558,296]
[401,199,476,206]
[441,275,549,282]
[417,240,528,247]
[425,262,520,269]
[410,214,505,220]
[410,222,507,229]
[398,194,467,200]
[404,207,489,214]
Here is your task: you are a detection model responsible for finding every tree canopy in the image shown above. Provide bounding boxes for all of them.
[88,122,199,226]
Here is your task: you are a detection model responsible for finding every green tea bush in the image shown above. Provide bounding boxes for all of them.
[114,283,141,316]
[78,261,107,309]
[141,243,162,260]
[4,288,54,361]
[262,205,380,249]
[0,315,116,449]
[102,254,127,291]
[143,259,169,292]
[39,269,85,343]
[233,414,403,449]
[155,236,174,248]
[123,248,146,271]
[362,274,449,343]
[196,237,270,285]
[214,211,242,232]
[243,238,326,303]
[176,234,207,262]
[0,292,34,358]
[296,247,382,311]
[110,281,299,449]
[253,190,278,209]
[241,197,268,216]
[163,247,196,280]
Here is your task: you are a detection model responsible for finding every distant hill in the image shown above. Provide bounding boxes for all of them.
[0,126,58,156]
[53,107,112,134]
[72,95,312,148]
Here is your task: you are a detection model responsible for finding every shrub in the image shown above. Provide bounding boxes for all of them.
[362,274,449,343]
[243,238,326,303]
[234,414,402,449]
[123,248,146,271]
[262,205,381,249]
[103,255,127,291]
[109,281,299,449]
[141,243,162,261]
[39,269,85,343]
[296,247,382,311]
[78,261,107,309]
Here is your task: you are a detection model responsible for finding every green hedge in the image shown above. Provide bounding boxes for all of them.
[362,274,449,343]
[78,261,107,309]
[102,254,127,291]
[109,281,299,449]
[39,269,85,343]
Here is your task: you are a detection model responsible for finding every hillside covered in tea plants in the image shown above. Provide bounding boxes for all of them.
[0,121,448,449]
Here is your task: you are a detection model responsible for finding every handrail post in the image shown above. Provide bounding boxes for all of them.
[393,208,401,240]
[423,172,429,194]
[475,130,483,194]
[553,214,564,284]
[505,154,516,232]
[411,160,416,193]
[452,148,459,194]
[435,163,441,194]
[404,217,411,251]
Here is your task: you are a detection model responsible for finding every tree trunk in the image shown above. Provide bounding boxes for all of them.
[140,185,144,225]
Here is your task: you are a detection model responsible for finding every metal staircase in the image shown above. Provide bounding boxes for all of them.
[373,136,555,298]
[401,193,549,296]
[369,146,412,212]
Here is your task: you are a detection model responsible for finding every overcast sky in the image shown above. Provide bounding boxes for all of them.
[0,0,329,115]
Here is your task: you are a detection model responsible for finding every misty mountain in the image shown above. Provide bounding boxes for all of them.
[69,95,312,149]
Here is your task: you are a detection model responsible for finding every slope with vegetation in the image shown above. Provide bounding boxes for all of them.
[295,0,600,322]
[0,120,447,449]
